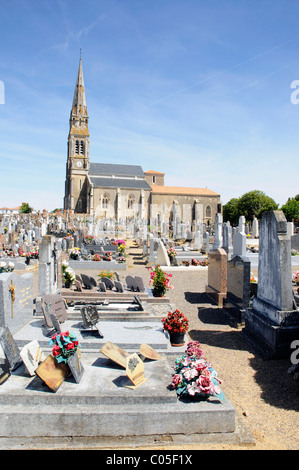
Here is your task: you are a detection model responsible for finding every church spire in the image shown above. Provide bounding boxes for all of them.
[71,56,88,121]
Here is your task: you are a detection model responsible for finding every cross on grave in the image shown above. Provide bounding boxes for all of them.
[8,280,16,319]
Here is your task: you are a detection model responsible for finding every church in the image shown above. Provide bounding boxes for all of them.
[63,58,221,226]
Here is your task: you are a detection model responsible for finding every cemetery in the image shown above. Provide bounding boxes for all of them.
[0,208,298,449]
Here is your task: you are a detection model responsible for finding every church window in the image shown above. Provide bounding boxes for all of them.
[152,176,156,183]
[75,140,79,154]
[102,193,110,209]
[80,140,84,155]
[206,205,211,218]
[128,194,135,210]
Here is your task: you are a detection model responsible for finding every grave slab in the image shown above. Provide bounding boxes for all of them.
[0,352,235,438]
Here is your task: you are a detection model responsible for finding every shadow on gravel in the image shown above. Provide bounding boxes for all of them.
[188,328,249,352]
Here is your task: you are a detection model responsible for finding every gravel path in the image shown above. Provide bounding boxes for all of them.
[122,242,299,450]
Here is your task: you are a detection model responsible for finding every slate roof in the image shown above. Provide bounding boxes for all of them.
[89,176,152,190]
[89,162,145,177]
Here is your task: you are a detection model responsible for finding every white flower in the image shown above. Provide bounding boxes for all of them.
[0,262,6,268]
[8,262,14,268]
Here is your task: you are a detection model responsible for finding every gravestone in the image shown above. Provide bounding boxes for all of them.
[224,255,251,325]
[41,294,68,328]
[20,340,45,376]
[100,341,129,368]
[212,213,223,250]
[155,239,170,266]
[245,211,299,358]
[0,272,33,335]
[80,305,104,337]
[223,222,233,259]
[0,327,22,371]
[205,248,227,307]
[232,231,247,258]
[35,354,69,392]
[252,217,259,238]
[67,349,84,383]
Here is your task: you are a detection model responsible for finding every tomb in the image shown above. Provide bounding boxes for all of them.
[245,211,299,358]
[205,248,227,307]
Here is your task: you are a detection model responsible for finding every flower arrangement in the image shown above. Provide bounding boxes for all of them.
[61,261,76,287]
[162,309,189,334]
[167,246,177,259]
[117,243,126,255]
[291,249,298,256]
[93,253,101,261]
[182,260,190,266]
[292,271,299,285]
[99,270,114,280]
[103,251,112,261]
[148,264,173,297]
[170,341,223,400]
[191,258,200,266]
[118,256,126,263]
[69,247,80,260]
[200,259,208,266]
[83,235,94,244]
[250,275,258,283]
[49,331,80,364]
[0,261,14,273]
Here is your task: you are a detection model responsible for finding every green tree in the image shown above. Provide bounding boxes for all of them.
[19,202,33,214]
[237,190,278,221]
[223,198,239,225]
[281,195,299,224]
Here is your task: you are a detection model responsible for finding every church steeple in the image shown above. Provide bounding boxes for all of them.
[69,56,89,134]
[64,56,90,214]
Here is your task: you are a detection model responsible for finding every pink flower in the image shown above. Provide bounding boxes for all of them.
[196,374,214,394]
[187,383,200,396]
[183,368,198,381]
[171,374,182,387]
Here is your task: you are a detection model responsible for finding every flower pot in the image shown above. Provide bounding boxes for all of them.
[169,332,185,347]
[153,287,166,297]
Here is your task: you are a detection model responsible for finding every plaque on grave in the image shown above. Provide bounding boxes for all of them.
[81,305,104,337]
[124,353,148,389]
[20,340,45,376]
[139,343,161,361]
[35,354,69,392]
[100,341,129,368]
[67,349,84,383]
[0,327,22,371]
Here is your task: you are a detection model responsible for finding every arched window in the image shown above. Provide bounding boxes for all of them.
[75,140,79,155]
[80,141,84,155]
[127,194,135,210]
[102,193,110,209]
[206,205,211,218]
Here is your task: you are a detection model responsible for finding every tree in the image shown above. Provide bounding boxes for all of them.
[237,190,278,221]
[281,195,299,224]
[19,202,33,214]
[222,190,279,225]
[223,198,239,225]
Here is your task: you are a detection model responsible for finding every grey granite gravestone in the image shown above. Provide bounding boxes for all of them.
[245,211,299,358]
[224,255,251,325]
[0,272,33,335]
[0,327,22,371]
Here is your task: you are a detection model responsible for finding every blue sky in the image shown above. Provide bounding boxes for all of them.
[0,0,299,211]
